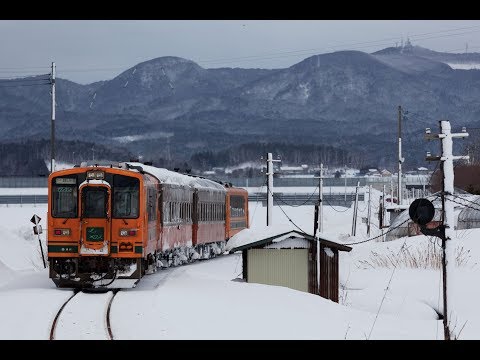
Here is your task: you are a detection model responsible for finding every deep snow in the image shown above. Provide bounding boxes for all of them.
[0,187,479,339]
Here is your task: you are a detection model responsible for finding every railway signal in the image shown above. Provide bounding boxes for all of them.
[31,213,46,268]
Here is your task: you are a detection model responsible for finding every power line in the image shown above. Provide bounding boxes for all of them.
[272,187,319,207]
[0,82,50,88]
[267,186,308,233]
[447,196,480,212]
[0,65,49,69]
[198,24,480,66]
[0,77,50,82]
[346,218,410,245]
[1,24,477,82]
[248,177,268,227]
[322,196,351,212]
[368,238,408,339]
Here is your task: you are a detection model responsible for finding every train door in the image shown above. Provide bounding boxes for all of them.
[80,184,111,255]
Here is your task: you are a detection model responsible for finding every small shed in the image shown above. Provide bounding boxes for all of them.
[226,228,352,302]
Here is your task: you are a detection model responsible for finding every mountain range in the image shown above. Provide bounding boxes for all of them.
[2,43,480,171]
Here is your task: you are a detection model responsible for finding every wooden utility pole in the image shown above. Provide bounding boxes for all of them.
[351,181,360,236]
[319,164,324,233]
[50,62,56,174]
[265,153,281,226]
[398,106,404,205]
[313,164,323,295]
[367,185,372,236]
[425,121,469,340]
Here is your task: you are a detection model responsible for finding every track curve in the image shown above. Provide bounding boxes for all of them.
[50,290,119,340]
[50,291,79,340]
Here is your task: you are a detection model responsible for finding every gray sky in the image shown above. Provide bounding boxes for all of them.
[1,20,480,84]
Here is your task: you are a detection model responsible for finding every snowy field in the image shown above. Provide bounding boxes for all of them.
[0,188,479,339]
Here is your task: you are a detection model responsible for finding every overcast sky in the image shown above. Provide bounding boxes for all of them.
[1,20,480,84]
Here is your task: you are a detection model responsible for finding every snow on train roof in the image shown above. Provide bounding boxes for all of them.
[126,162,226,191]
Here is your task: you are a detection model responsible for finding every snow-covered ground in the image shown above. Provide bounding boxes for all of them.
[0,188,479,339]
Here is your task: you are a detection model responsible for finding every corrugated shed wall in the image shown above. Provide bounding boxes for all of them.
[247,248,308,292]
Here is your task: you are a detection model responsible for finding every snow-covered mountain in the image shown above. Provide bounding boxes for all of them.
[2,46,480,167]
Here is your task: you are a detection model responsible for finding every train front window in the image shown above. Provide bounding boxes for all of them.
[52,177,78,218]
[82,187,108,218]
[113,175,139,218]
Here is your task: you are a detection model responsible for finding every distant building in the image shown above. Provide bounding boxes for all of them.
[279,165,308,175]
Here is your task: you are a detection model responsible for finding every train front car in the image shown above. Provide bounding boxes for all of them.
[47,165,146,288]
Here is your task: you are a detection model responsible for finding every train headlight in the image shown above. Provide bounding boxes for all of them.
[120,229,137,236]
[86,171,105,180]
[54,229,71,236]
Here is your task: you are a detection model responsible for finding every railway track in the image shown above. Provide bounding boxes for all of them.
[50,290,119,340]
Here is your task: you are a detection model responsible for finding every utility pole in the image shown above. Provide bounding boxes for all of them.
[381,184,386,240]
[367,184,372,236]
[265,153,281,226]
[398,105,404,205]
[313,163,323,295]
[319,163,324,233]
[351,181,360,236]
[425,121,469,340]
[50,62,56,174]
[344,164,347,205]
[390,179,394,203]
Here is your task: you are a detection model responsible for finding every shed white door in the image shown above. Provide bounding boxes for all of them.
[247,248,308,292]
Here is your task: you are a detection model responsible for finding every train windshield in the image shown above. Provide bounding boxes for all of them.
[82,187,108,218]
[230,195,246,217]
[113,175,139,218]
[52,177,78,218]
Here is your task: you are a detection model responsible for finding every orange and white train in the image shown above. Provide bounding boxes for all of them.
[47,161,249,288]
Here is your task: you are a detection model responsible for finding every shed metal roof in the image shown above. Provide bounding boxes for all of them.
[228,230,352,253]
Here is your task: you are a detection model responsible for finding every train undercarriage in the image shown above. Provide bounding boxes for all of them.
[49,241,226,289]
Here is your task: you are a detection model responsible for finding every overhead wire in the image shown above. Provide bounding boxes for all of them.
[248,177,268,227]
[1,24,478,81]
[347,218,410,245]
[198,24,480,66]
[266,186,308,233]
[272,186,319,207]
[367,237,409,339]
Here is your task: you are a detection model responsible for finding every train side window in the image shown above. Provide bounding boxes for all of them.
[165,202,170,223]
[147,188,156,222]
